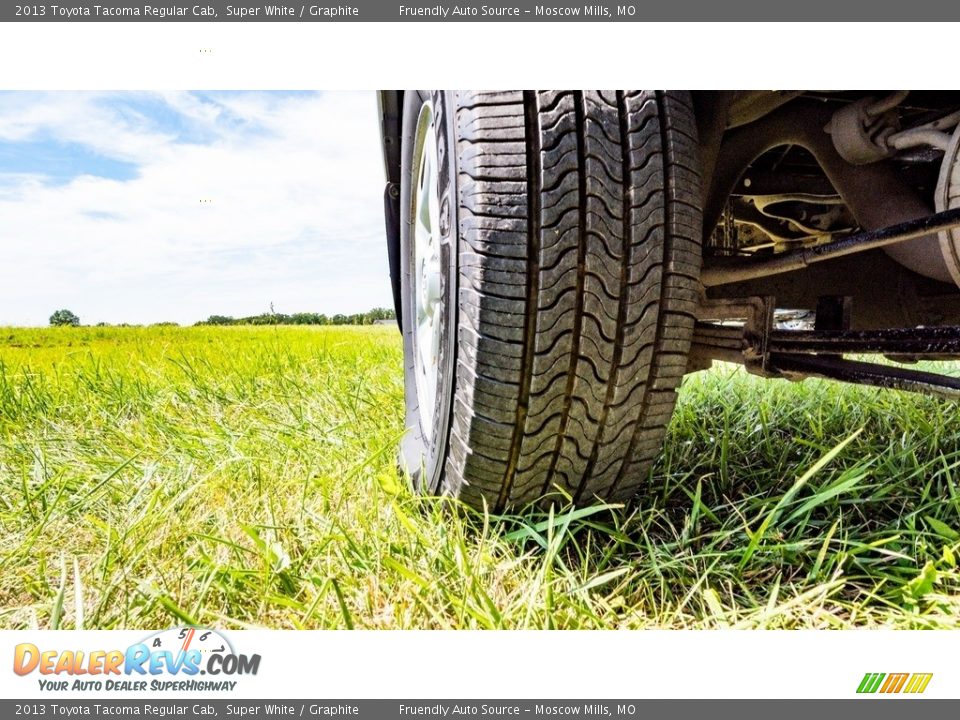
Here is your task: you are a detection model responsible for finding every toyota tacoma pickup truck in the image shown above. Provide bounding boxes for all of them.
[377,90,960,510]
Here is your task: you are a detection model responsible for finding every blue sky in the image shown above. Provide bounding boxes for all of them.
[0,91,392,325]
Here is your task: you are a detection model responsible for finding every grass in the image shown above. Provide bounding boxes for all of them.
[1,324,959,630]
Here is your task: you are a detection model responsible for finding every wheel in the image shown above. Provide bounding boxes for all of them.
[398,90,702,509]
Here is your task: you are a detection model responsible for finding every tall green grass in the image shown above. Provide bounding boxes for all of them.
[0,325,958,629]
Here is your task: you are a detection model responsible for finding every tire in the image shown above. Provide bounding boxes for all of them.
[399,90,702,510]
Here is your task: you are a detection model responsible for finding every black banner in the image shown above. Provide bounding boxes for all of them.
[3,700,959,718]
[4,0,957,21]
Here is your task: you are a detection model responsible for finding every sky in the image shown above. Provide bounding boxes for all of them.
[0,91,393,326]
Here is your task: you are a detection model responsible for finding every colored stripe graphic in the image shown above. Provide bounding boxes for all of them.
[857,673,885,694]
[881,673,909,693]
[903,673,933,694]
[857,672,931,694]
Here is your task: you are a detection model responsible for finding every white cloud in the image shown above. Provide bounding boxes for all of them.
[0,91,394,326]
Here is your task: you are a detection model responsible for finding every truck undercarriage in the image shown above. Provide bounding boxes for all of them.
[693,91,960,398]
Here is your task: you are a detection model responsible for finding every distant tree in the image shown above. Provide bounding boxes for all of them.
[202,315,236,326]
[50,309,80,327]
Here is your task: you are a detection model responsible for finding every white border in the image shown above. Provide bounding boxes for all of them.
[1,22,958,90]
[3,630,955,699]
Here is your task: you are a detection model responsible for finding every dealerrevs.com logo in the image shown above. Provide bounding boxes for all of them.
[13,627,261,692]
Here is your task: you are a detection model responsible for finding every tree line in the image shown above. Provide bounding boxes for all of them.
[49,307,396,327]
[196,307,396,326]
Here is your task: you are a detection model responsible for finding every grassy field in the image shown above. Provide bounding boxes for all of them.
[1,325,959,630]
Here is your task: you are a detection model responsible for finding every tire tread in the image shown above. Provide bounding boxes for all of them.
[443,90,702,509]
